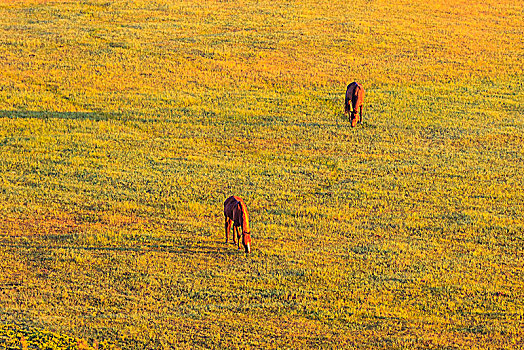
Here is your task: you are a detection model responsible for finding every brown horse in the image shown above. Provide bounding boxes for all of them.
[345,82,365,127]
[224,195,251,253]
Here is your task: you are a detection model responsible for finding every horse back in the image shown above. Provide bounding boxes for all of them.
[345,82,365,111]
[224,196,249,232]
[353,83,364,108]
[224,195,241,223]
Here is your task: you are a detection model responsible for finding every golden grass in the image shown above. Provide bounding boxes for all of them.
[0,0,523,349]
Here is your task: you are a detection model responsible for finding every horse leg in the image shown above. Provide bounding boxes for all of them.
[225,218,232,243]
[235,227,242,250]
[359,105,363,124]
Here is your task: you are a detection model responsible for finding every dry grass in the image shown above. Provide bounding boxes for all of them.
[0,0,523,349]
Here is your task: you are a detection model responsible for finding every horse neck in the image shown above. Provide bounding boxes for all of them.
[239,202,250,233]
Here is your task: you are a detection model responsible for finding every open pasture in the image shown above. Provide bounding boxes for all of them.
[0,0,523,348]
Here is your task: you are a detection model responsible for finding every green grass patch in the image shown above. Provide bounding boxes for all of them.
[0,0,523,349]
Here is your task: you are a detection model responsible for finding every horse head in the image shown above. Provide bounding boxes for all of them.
[242,231,251,253]
[350,111,359,127]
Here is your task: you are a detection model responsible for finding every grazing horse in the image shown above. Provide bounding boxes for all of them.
[345,82,365,127]
[224,195,251,253]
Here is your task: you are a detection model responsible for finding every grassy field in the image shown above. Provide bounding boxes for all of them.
[0,0,523,349]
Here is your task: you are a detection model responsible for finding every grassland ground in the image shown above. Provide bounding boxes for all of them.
[0,0,523,349]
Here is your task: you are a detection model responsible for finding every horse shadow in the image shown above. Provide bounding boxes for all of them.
[0,109,166,123]
[0,237,242,259]
[0,110,114,121]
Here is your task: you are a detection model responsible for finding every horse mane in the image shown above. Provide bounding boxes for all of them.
[239,200,250,233]
[352,84,360,111]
